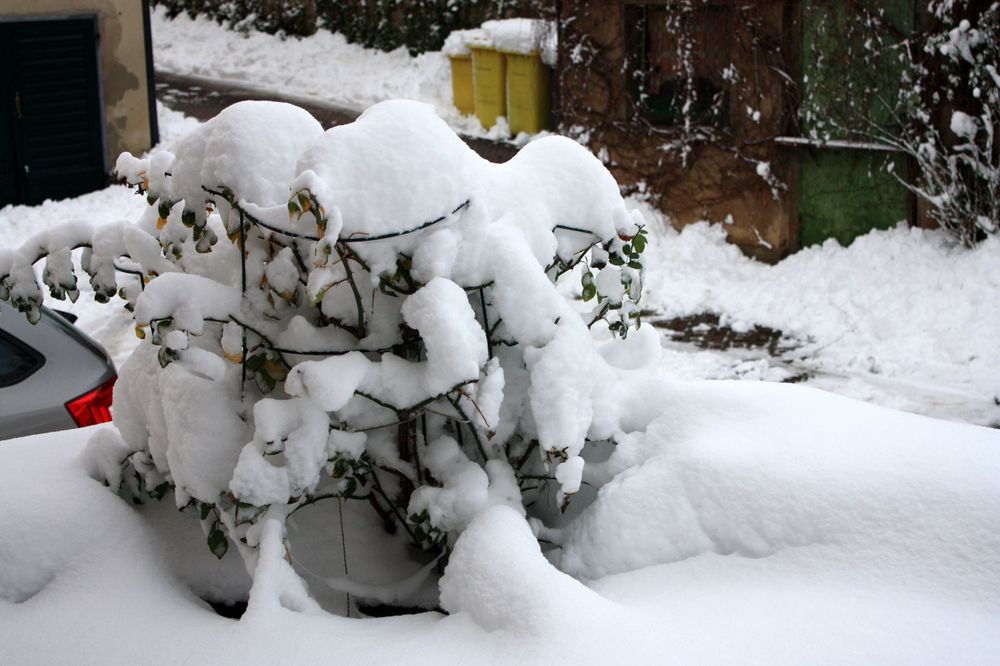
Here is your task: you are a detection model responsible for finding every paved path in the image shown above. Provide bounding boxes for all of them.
[155,71,518,163]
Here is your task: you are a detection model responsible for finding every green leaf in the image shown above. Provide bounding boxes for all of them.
[157,347,179,368]
[332,459,348,478]
[199,503,212,521]
[633,234,647,253]
[609,255,625,266]
[257,370,277,393]
[245,353,266,372]
[582,283,597,301]
[628,260,642,270]
[207,526,229,559]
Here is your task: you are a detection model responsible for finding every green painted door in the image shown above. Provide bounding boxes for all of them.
[799,0,915,247]
[799,149,909,247]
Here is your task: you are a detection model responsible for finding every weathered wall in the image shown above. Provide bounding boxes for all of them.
[0,0,153,167]
[556,1,800,261]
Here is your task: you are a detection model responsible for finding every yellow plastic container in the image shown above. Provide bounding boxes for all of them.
[503,51,550,134]
[448,55,475,116]
[470,46,506,129]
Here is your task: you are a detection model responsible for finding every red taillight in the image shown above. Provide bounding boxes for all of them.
[66,375,117,427]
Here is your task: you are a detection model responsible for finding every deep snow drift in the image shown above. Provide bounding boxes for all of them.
[1,380,998,664]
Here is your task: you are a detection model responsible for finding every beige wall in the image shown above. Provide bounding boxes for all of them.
[0,0,153,168]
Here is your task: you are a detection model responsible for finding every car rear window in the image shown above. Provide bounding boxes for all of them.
[0,330,43,387]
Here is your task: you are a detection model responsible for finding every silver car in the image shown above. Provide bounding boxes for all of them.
[0,301,116,440]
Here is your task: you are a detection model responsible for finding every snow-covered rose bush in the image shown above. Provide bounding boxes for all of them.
[0,99,653,610]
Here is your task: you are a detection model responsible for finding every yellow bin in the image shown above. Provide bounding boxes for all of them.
[448,55,474,116]
[503,51,550,134]
[470,46,506,129]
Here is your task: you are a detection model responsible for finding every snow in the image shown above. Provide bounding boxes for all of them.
[111,342,248,506]
[441,29,485,58]
[285,352,372,412]
[950,109,979,140]
[154,99,325,211]
[149,7,543,140]
[639,206,1000,427]
[563,380,1000,583]
[1,26,999,661]
[400,277,488,396]
[2,380,999,664]
[231,398,330,506]
[481,19,557,66]
[134,273,242,332]
[445,19,558,68]
[408,437,499,533]
[291,100,482,246]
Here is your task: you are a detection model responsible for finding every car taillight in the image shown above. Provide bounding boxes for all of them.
[66,375,117,427]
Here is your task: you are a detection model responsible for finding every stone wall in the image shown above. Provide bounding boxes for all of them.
[555,0,800,261]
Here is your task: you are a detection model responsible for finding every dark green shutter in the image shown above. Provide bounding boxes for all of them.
[1,17,106,206]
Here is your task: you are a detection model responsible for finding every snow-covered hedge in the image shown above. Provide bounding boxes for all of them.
[0,99,651,610]
[154,0,526,54]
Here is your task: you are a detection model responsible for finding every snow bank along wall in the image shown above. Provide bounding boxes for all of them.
[0,0,156,178]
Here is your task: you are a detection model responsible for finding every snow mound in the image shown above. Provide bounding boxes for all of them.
[562,381,1000,615]
[293,100,483,242]
[641,213,1000,426]
[3,380,999,664]
[440,505,609,633]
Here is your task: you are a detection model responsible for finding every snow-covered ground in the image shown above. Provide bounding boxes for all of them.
[151,6,524,141]
[1,381,998,664]
[638,200,1000,427]
[1,14,999,664]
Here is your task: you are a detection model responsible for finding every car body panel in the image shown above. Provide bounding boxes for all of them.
[0,302,116,440]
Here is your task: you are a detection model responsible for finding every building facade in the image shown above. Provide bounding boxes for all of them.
[0,0,156,206]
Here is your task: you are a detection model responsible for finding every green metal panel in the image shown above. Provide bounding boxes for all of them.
[799,149,908,247]
[799,0,915,247]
